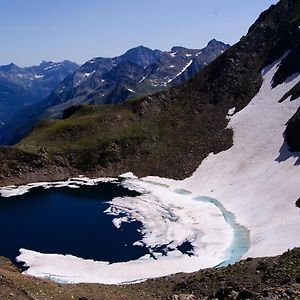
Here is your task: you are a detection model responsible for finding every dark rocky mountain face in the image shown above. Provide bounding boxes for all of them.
[140,41,229,89]
[286,106,300,151]
[0,60,79,125]
[0,78,34,126]
[51,41,228,111]
[115,45,162,68]
[0,41,228,145]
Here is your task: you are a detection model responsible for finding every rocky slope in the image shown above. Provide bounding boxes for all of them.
[0,248,299,299]
[0,61,79,125]
[0,41,228,145]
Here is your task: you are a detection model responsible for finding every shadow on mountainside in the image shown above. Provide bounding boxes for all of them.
[276,140,300,165]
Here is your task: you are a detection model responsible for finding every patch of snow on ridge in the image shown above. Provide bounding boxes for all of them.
[34,74,44,79]
[16,178,233,284]
[139,75,148,83]
[168,60,193,83]
[84,71,95,77]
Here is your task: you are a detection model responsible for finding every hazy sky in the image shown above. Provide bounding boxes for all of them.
[1,0,278,67]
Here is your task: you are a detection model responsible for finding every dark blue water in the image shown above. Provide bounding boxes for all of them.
[0,181,150,264]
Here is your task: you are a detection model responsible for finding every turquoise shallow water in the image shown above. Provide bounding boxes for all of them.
[194,196,250,267]
[169,186,250,266]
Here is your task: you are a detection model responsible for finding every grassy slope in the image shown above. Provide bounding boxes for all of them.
[17,85,233,179]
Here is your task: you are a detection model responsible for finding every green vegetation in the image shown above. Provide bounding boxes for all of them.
[18,101,186,175]
[290,3,300,23]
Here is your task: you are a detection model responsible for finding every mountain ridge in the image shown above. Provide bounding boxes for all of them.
[0,40,228,145]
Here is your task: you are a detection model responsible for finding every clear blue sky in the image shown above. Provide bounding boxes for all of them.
[0,0,278,67]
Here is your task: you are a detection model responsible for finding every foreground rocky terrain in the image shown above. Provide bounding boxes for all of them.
[0,248,299,300]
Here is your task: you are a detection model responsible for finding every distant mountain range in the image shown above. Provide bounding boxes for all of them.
[0,61,79,125]
[37,40,229,118]
[0,40,229,145]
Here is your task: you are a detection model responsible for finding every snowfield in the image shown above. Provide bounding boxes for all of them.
[1,56,300,284]
[146,55,300,258]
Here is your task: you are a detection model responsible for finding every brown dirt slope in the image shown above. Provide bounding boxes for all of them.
[0,248,299,300]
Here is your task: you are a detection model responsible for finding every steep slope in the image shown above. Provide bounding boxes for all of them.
[138,40,229,89]
[172,39,229,85]
[0,77,35,125]
[44,45,162,111]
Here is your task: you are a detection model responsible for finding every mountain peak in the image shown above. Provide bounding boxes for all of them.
[170,46,187,52]
[118,45,162,68]
[124,45,156,54]
[206,39,227,48]
[0,63,22,72]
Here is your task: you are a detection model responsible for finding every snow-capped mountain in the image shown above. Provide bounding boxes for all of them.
[45,41,228,115]
[0,41,228,145]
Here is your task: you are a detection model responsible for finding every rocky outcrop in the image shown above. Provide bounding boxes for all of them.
[285,107,300,151]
